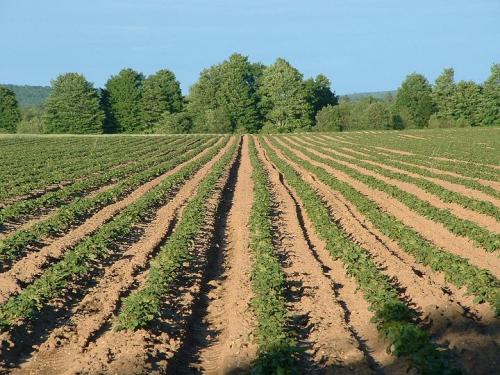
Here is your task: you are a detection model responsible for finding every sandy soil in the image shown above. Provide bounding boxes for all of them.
[0,134,498,374]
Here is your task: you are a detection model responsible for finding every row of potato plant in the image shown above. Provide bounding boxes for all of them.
[260,137,462,375]
[0,137,230,330]
[280,137,499,252]
[115,138,239,330]
[247,138,297,374]
[269,137,500,313]
[0,137,219,269]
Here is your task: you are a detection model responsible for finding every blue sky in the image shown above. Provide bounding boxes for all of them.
[1,0,499,94]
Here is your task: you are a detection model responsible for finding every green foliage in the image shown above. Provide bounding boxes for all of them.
[115,138,236,330]
[248,139,297,373]
[315,98,394,131]
[431,68,456,119]
[428,114,470,129]
[43,73,105,134]
[360,101,393,129]
[151,111,193,134]
[103,68,144,133]
[187,53,262,133]
[394,73,435,128]
[0,86,21,133]
[449,81,483,126]
[315,104,345,131]
[141,69,183,130]
[16,105,45,133]
[258,58,313,132]
[479,63,500,126]
[305,74,338,117]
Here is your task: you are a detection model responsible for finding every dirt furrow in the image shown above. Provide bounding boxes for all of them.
[262,138,500,374]
[256,139,373,374]
[0,138,225,305]
[256,138,403,373]
[388,160,500,191]
[291,136,500,232]
[0,181,119,240]
[12,138,236,375]
[60,138,240,375]
[274,137,500,278]
[186,135,258,374]
[312,136,500,200]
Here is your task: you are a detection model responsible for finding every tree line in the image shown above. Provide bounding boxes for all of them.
[0,55,498,134]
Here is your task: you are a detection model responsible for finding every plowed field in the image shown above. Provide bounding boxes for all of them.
[0,129,498,374]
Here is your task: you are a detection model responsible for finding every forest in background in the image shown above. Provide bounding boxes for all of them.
[0,54,498,134]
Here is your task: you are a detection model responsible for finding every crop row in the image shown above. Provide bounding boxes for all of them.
[318,134,499,182]
[0,137,219,269]
[0,137,230,330]
[259,137,461,374]
[1,136,148,184]
[314,135,500,200]
[268,137,500,313]
[246,138,296,373]
[0,137,165,202]
[330,128,499,166]
[0,137,198,226]
[280,137,499,252]
[115,138,239,330]
[297,136,500,220]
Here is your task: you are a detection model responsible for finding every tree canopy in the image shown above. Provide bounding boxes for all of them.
[0,86,21,133]
[258,58,313,132]
[44,73,105,134]
[394,73,435,128]
[479,64,500,126]
[141,70,183,130]
[187,53,262,133]
[432,68,455,119]
[103,68,144,133]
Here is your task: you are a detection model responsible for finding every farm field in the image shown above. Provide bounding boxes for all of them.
[0,129,499,374]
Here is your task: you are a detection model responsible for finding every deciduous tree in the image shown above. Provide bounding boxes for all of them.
[258,58,313,132]
[394,73,435,128]
[141,70,183,129]
[103,68,144,133]
[0,86,21,133]
[479,63,500,126]
[432,68,455,119]
[44,73,105,134]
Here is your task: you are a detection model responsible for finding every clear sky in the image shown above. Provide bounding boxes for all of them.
[1,0,499,94]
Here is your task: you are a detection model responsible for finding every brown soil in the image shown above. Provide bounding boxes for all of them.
[255,138,374,374]
[0,138,225,304]
[312,136,500,193]
[261,137,500,374]
[188,135,259,373]
[291,136,500,232]
[10,137,235,375]
[1,134,498,375]
[0,181,119,240]
[274,137,500,279]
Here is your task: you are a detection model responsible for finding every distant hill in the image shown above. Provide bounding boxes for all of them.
[1,84,51,107]
[340,90,396,101]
